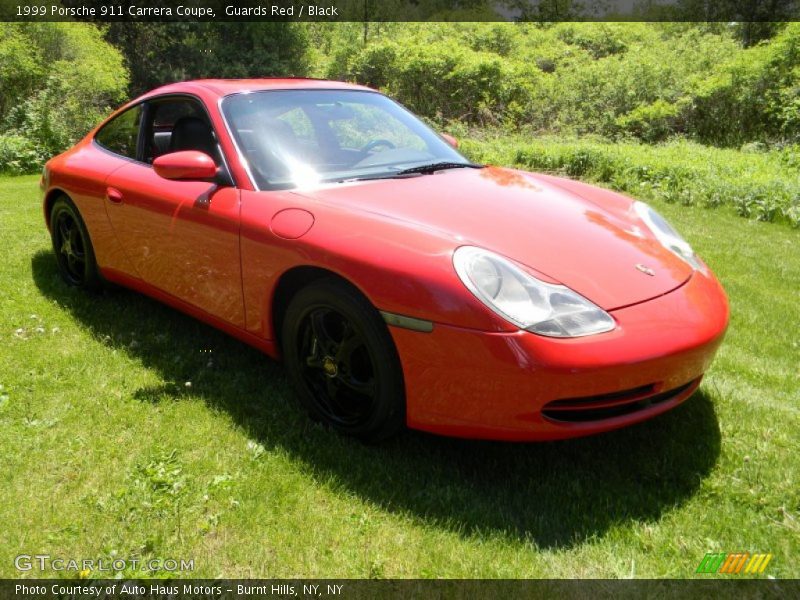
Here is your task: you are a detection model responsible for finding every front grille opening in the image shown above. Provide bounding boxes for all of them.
[542,380,697,423]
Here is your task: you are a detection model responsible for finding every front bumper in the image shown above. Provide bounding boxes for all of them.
[389,269,729,441]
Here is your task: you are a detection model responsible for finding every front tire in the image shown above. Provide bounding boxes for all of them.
[50,196,102,291]
[282,279,405,442]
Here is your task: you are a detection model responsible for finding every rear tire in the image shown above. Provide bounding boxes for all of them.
[282,279,405,442]
[50,196,102,291]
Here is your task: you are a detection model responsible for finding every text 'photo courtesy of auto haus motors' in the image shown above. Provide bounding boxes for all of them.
[41,78,729,443]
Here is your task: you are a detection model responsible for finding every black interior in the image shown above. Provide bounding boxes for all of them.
[143,99,220,165]
[170,116,217,158]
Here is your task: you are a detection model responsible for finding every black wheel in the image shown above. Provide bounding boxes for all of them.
[282,279,405,442]
[50,196,102,290]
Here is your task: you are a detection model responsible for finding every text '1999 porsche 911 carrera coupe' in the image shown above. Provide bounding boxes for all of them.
[41,78,729,441]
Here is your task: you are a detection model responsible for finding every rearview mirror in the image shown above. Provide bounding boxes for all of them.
[441,133,459,149]
[153,151,218,181]
[315,102,357,121]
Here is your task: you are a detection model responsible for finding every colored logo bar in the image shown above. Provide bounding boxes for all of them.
[696,552,773,574]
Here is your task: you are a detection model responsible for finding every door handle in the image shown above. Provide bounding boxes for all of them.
[106,187,123,204]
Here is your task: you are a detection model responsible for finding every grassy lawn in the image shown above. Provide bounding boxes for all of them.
[0,164,798,579]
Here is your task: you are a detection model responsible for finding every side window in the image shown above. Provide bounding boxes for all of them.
[95,105,142,159]
[143,98,217,164]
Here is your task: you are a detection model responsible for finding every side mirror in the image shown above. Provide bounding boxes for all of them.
[441,133,459,149]
[153,151,218,181]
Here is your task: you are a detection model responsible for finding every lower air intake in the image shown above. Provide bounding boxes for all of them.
[542,379,698,423]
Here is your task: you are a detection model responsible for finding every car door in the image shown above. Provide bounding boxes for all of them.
[103,96,245,328]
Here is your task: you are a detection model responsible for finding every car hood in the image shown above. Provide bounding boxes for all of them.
[292,166,693,310]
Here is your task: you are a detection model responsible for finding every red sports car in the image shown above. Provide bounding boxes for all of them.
[41,79,729,441]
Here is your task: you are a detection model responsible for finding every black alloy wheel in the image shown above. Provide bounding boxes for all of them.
[282,279,405,441]
[50,197,102,290]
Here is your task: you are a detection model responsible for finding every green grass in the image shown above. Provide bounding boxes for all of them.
[0,168,798,579]
[461,134,800,227]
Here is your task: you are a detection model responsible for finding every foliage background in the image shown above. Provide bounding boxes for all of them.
[3,21,800,160]
[2,20,800,224]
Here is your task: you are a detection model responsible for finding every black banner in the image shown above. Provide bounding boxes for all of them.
[0,0,799,22]
[1,579,797,600]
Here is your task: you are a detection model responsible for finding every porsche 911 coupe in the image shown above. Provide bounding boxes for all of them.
[41,79,729,441]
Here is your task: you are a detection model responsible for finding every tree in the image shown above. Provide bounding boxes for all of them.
[103,22,311,95]
[0,23,128,164]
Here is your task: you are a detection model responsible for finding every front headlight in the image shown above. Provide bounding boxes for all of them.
[633,201,703,269]
[453,246,615,338]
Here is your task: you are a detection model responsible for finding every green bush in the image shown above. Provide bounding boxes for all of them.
[0,135,45,175]
[614,99,687,142]
[467,23,519,56]
[686,23,800,145]
[343,39,534,127]
[0,24,44,121]
[553,22,628,58]
[322,22,800,147]
[0,23,128,172]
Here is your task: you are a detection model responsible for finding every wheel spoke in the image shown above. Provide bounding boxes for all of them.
[58,219,70,241]
[309,311,337,356]
[303,333,323,368]
[325,377,339,401]
[339,374,375,397]
[326,378,367,423]
[335,322,363,363]
[310,376,348,423]
[70,229,85,258]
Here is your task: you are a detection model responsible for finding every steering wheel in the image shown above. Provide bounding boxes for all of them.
[360,139,396,153]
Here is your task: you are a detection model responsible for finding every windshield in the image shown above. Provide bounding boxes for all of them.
[220,90,470,189]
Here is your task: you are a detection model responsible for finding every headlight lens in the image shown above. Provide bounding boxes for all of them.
[633,201,703,269]
[453,246,615,338]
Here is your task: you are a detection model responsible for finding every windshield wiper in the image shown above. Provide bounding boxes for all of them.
[392,161,483,176]
[335,161,482,184]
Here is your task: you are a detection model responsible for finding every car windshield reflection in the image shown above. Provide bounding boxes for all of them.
[220,90,471,189]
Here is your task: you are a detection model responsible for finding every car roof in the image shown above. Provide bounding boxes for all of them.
[144,78,375,98]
